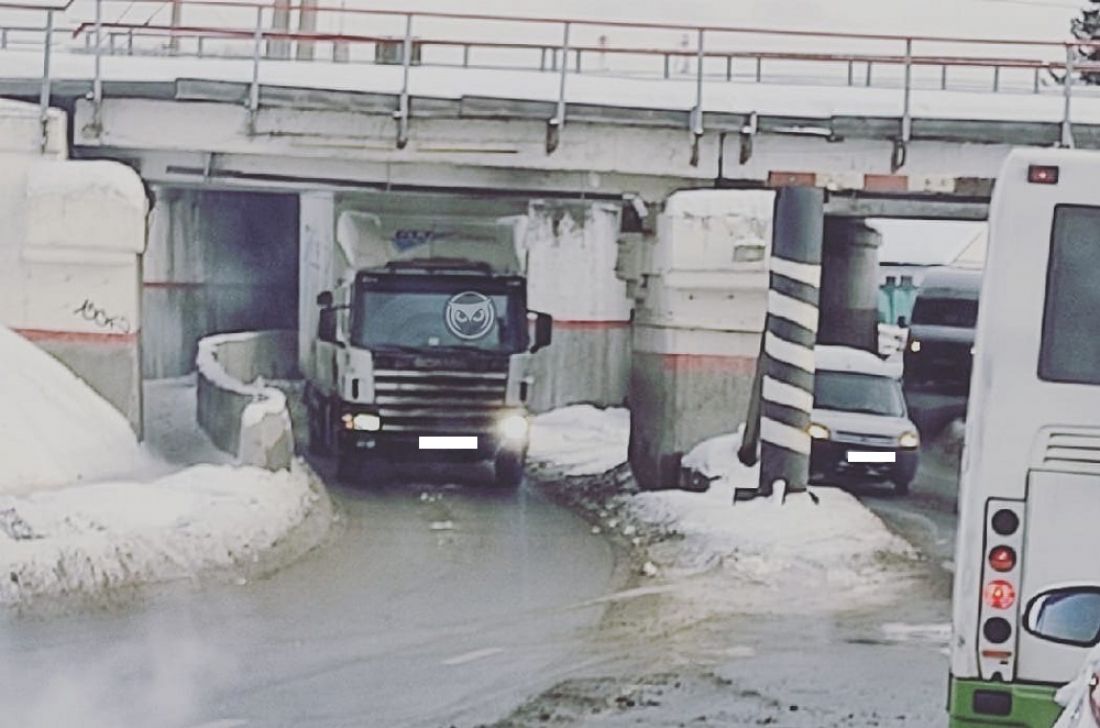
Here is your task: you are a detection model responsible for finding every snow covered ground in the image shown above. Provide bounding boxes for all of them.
[0,329,331,607]
[529,406,922,615]
[0,462,324,606]
[0,326,149,496]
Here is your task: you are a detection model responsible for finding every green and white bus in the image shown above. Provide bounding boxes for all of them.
[949,148,1100,726]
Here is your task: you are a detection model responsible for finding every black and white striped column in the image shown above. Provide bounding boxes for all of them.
[758,187,823,497]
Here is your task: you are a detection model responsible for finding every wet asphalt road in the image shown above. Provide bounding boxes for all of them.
[0,475,616,728]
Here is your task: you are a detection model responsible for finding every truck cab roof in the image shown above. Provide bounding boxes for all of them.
[359,258,512,278]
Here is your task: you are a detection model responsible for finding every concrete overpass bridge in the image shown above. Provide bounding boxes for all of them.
[4,0,1100,217]
[0,0,1090,486]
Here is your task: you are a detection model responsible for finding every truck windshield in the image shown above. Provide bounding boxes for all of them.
[349,287,524,353]
[814,371,906,417]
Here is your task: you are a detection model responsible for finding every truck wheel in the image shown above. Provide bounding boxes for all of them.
[493,451,524,489]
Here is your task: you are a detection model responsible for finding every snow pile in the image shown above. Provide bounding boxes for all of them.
[0,326,146,496]
[0,463,323,606]
[529,405,630,476]
[627,431,917,611]
[530,407,921,613]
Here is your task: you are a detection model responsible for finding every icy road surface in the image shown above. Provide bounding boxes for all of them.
[0,479,616,728]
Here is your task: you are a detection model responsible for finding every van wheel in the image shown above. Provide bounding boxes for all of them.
[494,451,524,489]
[893,477,912,496]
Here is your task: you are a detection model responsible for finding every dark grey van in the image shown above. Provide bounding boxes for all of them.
[902,266,982,394]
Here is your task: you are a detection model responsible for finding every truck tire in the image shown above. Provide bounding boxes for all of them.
[493,451,525,489]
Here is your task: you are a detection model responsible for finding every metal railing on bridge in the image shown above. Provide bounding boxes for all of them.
[4,0,1100,162]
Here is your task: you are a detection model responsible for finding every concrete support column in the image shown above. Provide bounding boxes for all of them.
[299,191,335,379]
[818,217,882,352]
[757,187,824,497]
[524,200,632,412]
[624,190,774,491]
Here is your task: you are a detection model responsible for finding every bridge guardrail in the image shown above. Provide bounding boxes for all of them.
[4,0,1100,163]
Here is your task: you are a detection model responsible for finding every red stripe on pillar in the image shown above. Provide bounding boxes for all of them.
[13,328,138,345]
[863,174,909,192]
[660,353,757,374]
[767,171,818,188]
[551,320,631,330]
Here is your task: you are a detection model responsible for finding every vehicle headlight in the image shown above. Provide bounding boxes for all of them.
[807,422,830,440]
[498,413,529,440]
[970,345,975,356]
[898,430,920,448]
[342,413,381,431]
[909,339,921,353]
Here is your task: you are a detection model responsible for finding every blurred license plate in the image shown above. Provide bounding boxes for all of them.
[846,451,895,463]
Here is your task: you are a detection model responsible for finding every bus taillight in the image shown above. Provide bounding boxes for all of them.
[984,580,1017,610]
[988,546,1016,572]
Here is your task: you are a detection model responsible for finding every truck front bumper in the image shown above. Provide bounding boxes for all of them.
[339,430,523,463]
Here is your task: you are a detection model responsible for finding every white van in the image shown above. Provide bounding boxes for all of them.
[808,345,921,494]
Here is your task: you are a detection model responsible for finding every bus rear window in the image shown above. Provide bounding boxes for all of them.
[1040,205,1100,384]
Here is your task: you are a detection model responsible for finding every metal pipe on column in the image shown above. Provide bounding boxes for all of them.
[38,9,54,154]
[753,187,823,500]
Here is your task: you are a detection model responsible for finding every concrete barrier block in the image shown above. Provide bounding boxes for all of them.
[196,330,299,471]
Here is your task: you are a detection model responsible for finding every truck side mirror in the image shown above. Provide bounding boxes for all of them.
[316,290,334,307]
[529,311,552,353]
[896,315,908,328]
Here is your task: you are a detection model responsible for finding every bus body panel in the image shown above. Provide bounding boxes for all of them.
[1017,472,1100,682]
[952,148,1100,690]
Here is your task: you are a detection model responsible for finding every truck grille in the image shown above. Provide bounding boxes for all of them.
[374,368,508,434]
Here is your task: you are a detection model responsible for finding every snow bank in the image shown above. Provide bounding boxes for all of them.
[528,404,630,476]
[531,407,921,613]
[0,326,146,496]
[0,462,325,606]
[630,431,917,611]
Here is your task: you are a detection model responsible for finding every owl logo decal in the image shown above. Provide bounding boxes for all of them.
[444,291,496,341]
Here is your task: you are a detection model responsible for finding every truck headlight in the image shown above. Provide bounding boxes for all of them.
[909,339,921,353]
[898,430,920,448]
[498,413,529,440]
[807,422,830,440]
[342,413,381,431]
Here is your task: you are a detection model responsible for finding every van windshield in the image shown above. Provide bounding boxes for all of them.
[814,371,906,417]
[910,297,978,327]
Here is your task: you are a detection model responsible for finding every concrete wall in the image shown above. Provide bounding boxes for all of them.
[621,190,774,490]
[524,201,632,412]
[0,99,148,434]
[144,187,299,378]
[196,329,298,470]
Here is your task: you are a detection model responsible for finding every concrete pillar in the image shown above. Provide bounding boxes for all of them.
[818,218,882,352]
[17,161,147,436]
[267,0,292,60]
[624,190,774,491]
[757,187,824,497]
[296,0,318,60]
[524,201,632,412]
[299,191,335,379]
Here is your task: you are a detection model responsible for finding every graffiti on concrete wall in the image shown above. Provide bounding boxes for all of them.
[73,298,132,334]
